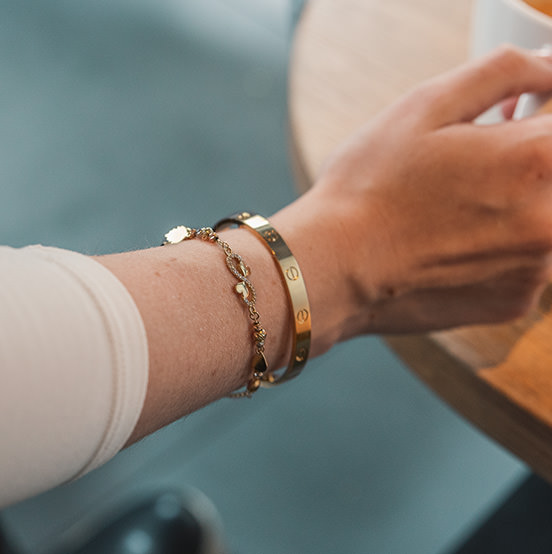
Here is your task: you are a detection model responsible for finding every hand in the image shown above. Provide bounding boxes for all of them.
[283,46,552,339]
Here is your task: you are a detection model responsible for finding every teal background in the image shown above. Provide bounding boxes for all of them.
[0,1,528,552]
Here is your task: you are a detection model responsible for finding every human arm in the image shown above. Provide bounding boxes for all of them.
[4,46,552,507]
[97,46,552,445]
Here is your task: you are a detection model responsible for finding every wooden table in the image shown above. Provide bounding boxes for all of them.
[290,0,552,482]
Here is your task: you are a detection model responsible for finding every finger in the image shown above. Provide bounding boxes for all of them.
[419,45,552,126]
[501,96,520,120]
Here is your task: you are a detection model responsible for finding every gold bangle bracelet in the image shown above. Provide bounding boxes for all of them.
[215,212,311,386]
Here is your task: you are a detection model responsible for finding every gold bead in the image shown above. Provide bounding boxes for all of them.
[254,329,267,341]
[247,378,261,393]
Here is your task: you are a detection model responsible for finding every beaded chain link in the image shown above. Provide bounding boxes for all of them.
[163,225,268,398]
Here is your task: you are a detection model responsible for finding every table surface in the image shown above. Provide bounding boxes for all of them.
[290,0,552,481]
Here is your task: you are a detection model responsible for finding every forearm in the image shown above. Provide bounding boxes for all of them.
[98,200,356,445]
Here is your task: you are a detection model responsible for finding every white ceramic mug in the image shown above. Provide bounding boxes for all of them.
[472,0,552,57]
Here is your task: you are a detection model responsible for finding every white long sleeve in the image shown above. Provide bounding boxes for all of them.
[0,245,149,508]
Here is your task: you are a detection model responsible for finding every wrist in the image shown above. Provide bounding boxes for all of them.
[272,183,412,343]
[270,195,365,354]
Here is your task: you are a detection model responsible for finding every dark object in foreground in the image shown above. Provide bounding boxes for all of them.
[451,474,552,554]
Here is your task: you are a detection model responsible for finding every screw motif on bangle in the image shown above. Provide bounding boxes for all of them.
[214,212,311,386]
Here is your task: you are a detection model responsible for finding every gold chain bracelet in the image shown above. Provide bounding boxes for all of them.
[215,212,311,386]
[162,225,268,398]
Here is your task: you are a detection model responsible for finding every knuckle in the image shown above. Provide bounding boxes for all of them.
[489,44,528,75]
[412,80,442,103]
[403,82,437,113]
[406,77,448,115]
